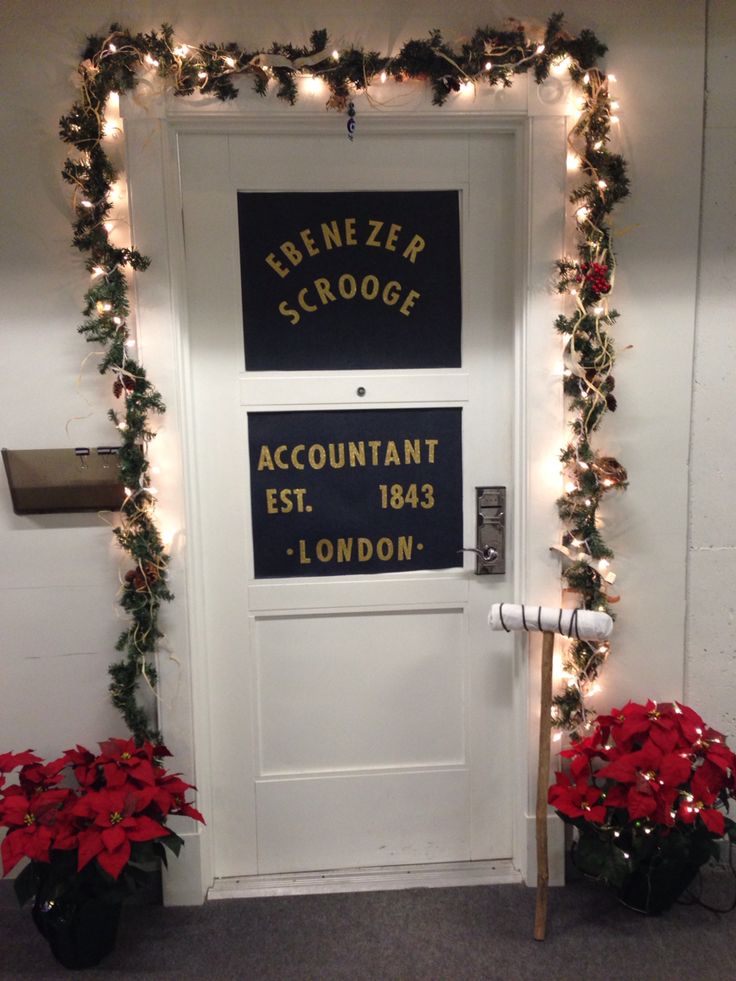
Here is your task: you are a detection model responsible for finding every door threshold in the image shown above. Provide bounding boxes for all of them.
[208,859,521,900]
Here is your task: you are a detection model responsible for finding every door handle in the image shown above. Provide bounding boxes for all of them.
[465,487,507,575]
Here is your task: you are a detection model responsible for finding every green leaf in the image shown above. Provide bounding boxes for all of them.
[160,831,184,858]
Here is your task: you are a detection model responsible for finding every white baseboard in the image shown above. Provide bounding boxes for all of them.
[208,859,521,900]
[525,813,566,887]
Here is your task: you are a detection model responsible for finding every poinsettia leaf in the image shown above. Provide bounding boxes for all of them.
[160,830,184,857]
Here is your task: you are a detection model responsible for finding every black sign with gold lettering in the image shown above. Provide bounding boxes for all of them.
[238,191,461,371]
[248,408,463,578]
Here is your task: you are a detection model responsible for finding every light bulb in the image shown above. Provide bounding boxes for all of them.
[610,115,620,124]
[332,50,340,61]
[484,61,492,71]
[583,73,590,85]
[380,70,387,83]
[576,206,590,221]
[174,45,189,57]
[224,56,236,68]
[460,80,474,94]
[597,180,607,190]
[81,200,94,209]
[565,481,578,493]
[145,54,160,68]
[109,43,117,53]
[608,74,617,83]
[566,152,581,172]
[104,221,114,232]
[535,44,546,55]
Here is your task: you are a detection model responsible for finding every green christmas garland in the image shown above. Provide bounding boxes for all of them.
[59,12,628,743]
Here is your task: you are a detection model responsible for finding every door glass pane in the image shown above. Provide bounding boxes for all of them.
[247,407,463,578]
[238,190,462,370]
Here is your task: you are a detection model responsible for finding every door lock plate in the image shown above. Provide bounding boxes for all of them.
[475,486,506,575]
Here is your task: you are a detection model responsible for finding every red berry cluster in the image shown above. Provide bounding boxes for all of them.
[578,261,611,295]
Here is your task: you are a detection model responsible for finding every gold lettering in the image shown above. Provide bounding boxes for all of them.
[281,241,303,267]
[293,488,307,512]
[300,228,319,257]
[338,274,357,299]
[274,446,289,470]
[376,537,394,561]
[344,217,357,245]
[399,289,421,316]
[385,223,402,251]
[298,287,317,313]
[265,488,278,513]
[368,440,381,465]
[358,537,373,561]
[382,280,401,306]
[397,535,414,561]
[425,438,439,463]
[402,234,425,263]
[316,539,333,562]
[349,442,366,467]
[298,539,311,564]
[384,440,401,466]
[291,445,305,470]
[266,252,289,278]
[361,275,380,300]
[321,220,342,250]
[314,278,336,305]
[257,446,274,471]
[308,444,327,469]
[278,300,300,325]
[366,219,384,247]
[404,439,421,464]
[328,443,346,468]
[279,489,293,513]
[337,538,353,562]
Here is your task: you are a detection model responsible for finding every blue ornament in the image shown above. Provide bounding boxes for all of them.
[347,102,356,141]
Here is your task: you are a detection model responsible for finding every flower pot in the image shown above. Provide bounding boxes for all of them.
[32,891,122,969]
[616,860,700,915]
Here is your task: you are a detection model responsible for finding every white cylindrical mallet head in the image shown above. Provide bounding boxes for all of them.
[488,603,613,642]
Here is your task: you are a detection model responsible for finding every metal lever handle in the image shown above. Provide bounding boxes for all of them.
[459,546,499,563]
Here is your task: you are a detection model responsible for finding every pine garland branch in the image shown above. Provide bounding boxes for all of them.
[63,11,628,742]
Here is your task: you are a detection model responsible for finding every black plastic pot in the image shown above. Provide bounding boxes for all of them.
[32,891,122,969]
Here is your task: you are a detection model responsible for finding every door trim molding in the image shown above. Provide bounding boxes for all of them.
[123,101,568,904]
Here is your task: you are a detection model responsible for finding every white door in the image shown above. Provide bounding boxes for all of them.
[178,126,517,879]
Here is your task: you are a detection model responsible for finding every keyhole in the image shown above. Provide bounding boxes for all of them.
[356,386,366,397]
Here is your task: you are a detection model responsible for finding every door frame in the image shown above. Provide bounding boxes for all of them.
[122,77,570,904]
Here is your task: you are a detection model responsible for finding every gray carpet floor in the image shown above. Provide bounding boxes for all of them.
[2,866,735,980]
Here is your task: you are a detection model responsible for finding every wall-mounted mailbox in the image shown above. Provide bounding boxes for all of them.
[2,447,125,515]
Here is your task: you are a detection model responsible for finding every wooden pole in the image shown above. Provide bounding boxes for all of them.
[534,630,555,941]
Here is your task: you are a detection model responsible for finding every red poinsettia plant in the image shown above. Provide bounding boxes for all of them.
[549,700,736,906]
[0,738,204,908]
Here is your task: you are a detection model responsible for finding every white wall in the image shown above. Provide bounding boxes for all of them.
[685,0,736,736]
[0,0,726,882]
